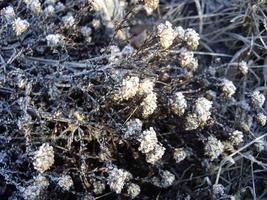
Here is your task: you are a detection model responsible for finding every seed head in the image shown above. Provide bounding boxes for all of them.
[184,28,200,50]
[13,18,30,36]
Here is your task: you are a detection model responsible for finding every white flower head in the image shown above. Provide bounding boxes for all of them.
[173,148,187,163]
[46,34,65,47]
[204,136,224,161]
[107,167,132,194]
[28,0,42,14]
[124,118,143,138]
[2,6,16,22]
[145,143,165,164]
[141,92,157,118]
[138,127,158,154]
[221,79,236,97]
[127,183,141,199]
[138,79,154,95]
[13,18,30,36]
[184,28,200,50]
[229,130,243,146]
[43,5,55,17]
[152,170,175,188]
[251,90,265,108]
[58,175,73,191]
[256,113,266,126]
[170,92,187,116]
[179,48,198,71]
[62,14,75,28]
[113,76,140,101]
[239,61,248,75]
[174,26,185,42]
[195,97,213,125]
[33,143,55,173]
[157,21,178,49]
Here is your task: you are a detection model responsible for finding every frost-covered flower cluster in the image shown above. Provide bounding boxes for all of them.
[144,0,159,15]
[173,148,187,163]
[256,113,266,126]
[93,180,106,195]
[46,34,65,47]
[127,183,141,199]
[152,170,175,188]
[33,143,55,173]
[13,18,30,36]
[23,0,42,14]
[204,136,224,161]
[124,118,143,138]
[22,175,49,200]
[170,92,187,116]
[2,6,16,22]
[184,28,200,50]
[81,26,92,42]
[221,79,236,97]
[113,77,157,118]
[138,127,165,164]
[141,92,157,118]
[43,5,55,17]
[239,61,248,75]
[212,184,225,197]
[185,97,212,130]
[251,90,265,108]
[179,48,198,71]
[58,175,74,191]
[157,21,178,49]
[62,14,75,28]
[113,76,140,101]
[229,130,243,146]
[157,21,200,50]
[107,166,132,194]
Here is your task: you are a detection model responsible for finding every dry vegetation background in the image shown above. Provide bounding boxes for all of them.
[1,0,267,199]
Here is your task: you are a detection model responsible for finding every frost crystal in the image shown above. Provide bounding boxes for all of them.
[124,118,143,138]
[2,6,16,22]
[204,136,224,161]
[46,34,64,47]
[256,113,266,126]
[127,183,141,199]
[221,79,236,97]
[138,127,158,154]
[157,21,178,49]
[58,175,73,191]
[141,92,157,118]
[13,18,30,36]
[113,76,140,101]
[239,61,248,75]
[145,143,166,164]
[251,90,265,108]
[33,143,55,173]
[184,28,200,50]
[179,48,198,71]
[152,170,175,188]
[107,167,132,194]
[170,92,187,116]
[173,148,187,163]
